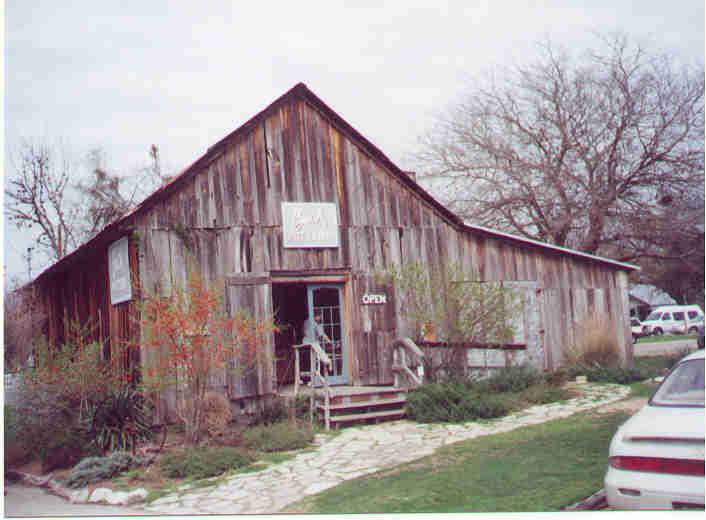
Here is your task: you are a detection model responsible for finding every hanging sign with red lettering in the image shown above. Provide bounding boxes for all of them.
[282,202,339,248]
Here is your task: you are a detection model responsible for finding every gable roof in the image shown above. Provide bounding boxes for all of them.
[630,284,676,307]
[33,82,639,282]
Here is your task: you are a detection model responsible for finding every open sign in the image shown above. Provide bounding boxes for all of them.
[362,294,387,305]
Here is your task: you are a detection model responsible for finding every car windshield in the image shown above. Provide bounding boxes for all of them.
[651,358,705,407]
[646,312,661,320]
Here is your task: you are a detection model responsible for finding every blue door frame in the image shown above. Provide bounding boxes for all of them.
[307,284,347,385]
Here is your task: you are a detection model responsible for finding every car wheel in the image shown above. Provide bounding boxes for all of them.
[688,327,698,334]
[654,328,663,336]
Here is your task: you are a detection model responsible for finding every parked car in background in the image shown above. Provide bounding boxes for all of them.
[641,305,705,336]
[605,349,705,510]
[631,318,644,343]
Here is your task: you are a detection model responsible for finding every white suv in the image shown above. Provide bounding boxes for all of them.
[641,305,705,336]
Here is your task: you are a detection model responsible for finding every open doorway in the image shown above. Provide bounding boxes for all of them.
[272,282,347,387]
[272,283,308,386]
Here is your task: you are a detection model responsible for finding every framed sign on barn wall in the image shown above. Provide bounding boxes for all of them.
[109,236,132,305]
[281,202,339,248]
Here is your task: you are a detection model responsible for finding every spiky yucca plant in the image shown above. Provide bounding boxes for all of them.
[87,389,152,455]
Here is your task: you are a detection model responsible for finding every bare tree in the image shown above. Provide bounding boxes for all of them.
[417,33,704,263]
[6,141,170,264]
[77,144,170,237]
[4,284,46,370]
[76,149,133,237]
[5,140,81,260]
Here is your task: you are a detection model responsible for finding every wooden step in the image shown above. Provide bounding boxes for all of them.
[317,396,406,412]
[319,389,406,407]
[312,386,409,429]
[326,408,407,425]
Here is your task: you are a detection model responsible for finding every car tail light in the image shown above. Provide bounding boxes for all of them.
[610,456,705,476]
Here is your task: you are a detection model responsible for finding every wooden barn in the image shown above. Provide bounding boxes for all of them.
[26,83,639,426]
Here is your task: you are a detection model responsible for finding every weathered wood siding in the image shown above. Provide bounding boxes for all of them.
[28,85,633,410]
[32,232,141,374]
[134,93,632,390]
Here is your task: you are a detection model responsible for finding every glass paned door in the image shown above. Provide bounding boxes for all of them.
[307,284,346,385]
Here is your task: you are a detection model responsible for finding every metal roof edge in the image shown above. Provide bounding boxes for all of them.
[462,222,641,271]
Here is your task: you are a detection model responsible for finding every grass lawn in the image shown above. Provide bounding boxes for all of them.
[636,333,697,344]
[284,410,631,514]
[634,354,680,374]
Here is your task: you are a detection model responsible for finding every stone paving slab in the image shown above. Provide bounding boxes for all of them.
[137,383,630,515]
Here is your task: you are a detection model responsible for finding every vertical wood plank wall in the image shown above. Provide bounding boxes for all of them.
[34,91,633,409]
[134,95,632,388]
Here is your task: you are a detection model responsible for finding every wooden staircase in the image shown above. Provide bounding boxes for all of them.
[314,386,408,429]
[287,337,425,430]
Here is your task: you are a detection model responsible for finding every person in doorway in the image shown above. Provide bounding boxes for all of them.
[302,312,331,345]
[301,311,335,379]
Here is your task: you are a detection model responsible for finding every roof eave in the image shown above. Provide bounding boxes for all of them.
[463,223,641,272]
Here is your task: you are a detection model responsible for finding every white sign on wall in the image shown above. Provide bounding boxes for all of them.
[108,236,132,305]
[362,294,387,305]
[282,202,339,248]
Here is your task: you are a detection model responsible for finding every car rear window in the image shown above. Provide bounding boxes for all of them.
[651,359,705,407]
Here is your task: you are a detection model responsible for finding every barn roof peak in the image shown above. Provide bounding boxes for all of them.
[31,83,639,282]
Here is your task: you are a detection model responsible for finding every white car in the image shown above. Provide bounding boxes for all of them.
[605,350,705,510]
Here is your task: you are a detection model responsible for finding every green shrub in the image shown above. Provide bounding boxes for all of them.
[406,366,571,424]
[65,451,151,488]
[519,383,571,405]
[249,396,311,426]
[250,400,289,426]
[574,363,647,384]
[473,365,545,393]
[4,406,30,469]
[39,426,98,472]
[405,379,515,423]
[243,422,315,452]
[160,447,255,480]
[293,395,311,421]
[14,404,99,472]
[465,392,515,420]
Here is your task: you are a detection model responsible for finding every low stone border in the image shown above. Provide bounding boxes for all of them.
[5,470,148,506]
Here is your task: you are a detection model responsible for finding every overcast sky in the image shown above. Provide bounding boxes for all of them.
[4,1,704,285]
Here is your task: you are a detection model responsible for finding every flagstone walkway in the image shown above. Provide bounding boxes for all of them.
[140,383,630,515]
